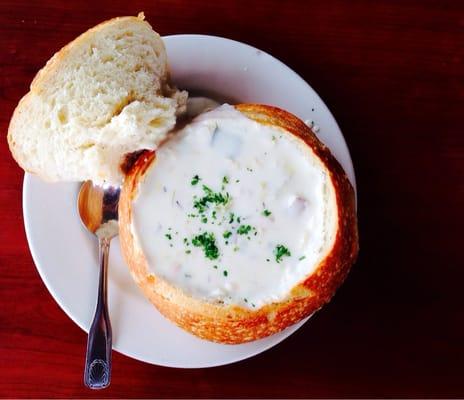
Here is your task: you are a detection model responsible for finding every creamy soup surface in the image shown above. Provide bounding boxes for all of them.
[132,105,335,309]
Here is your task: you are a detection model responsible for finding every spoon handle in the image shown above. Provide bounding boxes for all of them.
[84,237,112,389]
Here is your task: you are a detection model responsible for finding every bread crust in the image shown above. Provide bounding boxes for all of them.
[119,104,359,344]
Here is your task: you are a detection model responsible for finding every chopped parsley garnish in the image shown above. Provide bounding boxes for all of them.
[183,238,189,245]
[274,245,291,263]
[237,225,252,235]
[165,233,172,240]
[193,185,230,213]
[191,232,219,260]
[191,175,200,185]
[262,209,272,217]
[223,270,228,277]
[223,231,232,239]
[185,250,191,254]
[213,265,218,269]
[244,298,248,303]
[201,216,208,223]
[229,212,235,224]
[299,255,306,261]
[223,176,229,184]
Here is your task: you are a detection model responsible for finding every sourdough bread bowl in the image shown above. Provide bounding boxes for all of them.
[119,103,358,344]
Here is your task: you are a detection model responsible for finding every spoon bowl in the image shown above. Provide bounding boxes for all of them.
[78,182,120,238]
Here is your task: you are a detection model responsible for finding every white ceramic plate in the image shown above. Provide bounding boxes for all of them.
[23,35,356,368]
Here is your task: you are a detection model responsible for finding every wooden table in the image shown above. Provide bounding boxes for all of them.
[1,0,463,397]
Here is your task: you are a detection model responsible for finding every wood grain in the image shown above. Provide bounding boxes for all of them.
[0,0,463,397]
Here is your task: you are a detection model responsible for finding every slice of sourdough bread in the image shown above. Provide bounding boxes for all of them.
[8,13,187,184]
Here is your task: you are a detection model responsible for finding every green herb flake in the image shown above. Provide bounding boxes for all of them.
[193,185,230,213]
[191,232,219,260]
[229,212,235,224]
[223,176,229,184]
[233,246,239,252]
[213,265,218,269]
[274,245,291,263]
[244,298,248,303]
[185,250,191,254]
[237,225,252,235]
[183,238,189,245]
[223,270,228,277]
[191,175,200,185]
[299,255,306,261]
[201,216,208,223]
[165,233,172,240]
[262,209,272,217]
[223,231,232,239]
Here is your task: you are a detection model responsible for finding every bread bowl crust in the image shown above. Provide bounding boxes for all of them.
[119,104,358,344]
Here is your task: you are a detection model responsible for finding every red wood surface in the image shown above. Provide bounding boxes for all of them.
[1,0,463,398]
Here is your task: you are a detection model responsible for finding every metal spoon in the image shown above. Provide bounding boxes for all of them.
[78,181,120,389]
